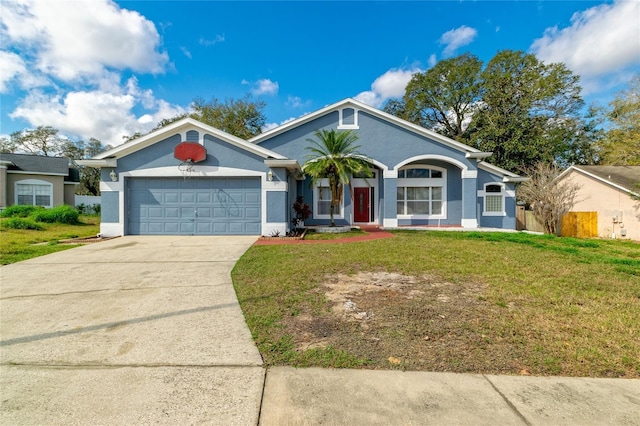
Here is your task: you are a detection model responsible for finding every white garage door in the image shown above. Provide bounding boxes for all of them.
[128,177,261,235]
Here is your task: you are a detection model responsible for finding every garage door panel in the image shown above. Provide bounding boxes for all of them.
[164,192,180,203]
[181,192,195,203]
[128,177,261,235]
[245,222,261,234]
[148,207,164,218]
[196,222,212,233]
[164,207,180,218]
[196,207,212,218]
[246,192,260,203]
[197,192,212,203]
[245,207,260,219]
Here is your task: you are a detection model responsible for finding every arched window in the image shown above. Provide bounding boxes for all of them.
[396,166,446,218]
[338,108,359,129]
[15,179,53,208]
[482,183,505,216]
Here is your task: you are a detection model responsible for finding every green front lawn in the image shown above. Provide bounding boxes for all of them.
[0,216,100,265]
[232,231,640,377]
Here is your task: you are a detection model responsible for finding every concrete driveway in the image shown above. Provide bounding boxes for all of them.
[0,236,264,425]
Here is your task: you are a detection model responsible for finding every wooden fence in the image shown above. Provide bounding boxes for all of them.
[561,212,598,238]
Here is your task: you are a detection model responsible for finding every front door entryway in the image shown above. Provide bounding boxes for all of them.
[354,187,370,222]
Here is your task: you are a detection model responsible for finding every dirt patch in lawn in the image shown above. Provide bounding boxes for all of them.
[283,272,530,374]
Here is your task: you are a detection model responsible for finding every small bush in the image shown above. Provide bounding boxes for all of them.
[1,217,43,230]
[76,203,101,215]
[31,205,79,224]
[0,205,42,218]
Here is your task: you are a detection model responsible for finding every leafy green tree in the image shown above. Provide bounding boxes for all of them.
[599,74,640,166]
[469,50,584,171]
[190,95,265,139]
[386,50,593,171]
[385,53,483,140]
[124,94,266,141]
[61,138,110,195]
[303,130,372,226]
[5,126,64,156]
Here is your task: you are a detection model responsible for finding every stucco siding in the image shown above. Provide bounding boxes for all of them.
[564,170,640,240]
[266,191,287,222]
[6,174,65,207]
[63,183,77,205]
[101,191,119,223]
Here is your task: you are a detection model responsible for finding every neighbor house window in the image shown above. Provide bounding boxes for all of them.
[483,183,505,216]
[15,180,53,208]
[315,184,342,218]
[396,166,446,218]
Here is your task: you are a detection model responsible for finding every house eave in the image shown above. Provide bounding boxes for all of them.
[466,152,493,160]
[77,159,118,168]
[265,159,304,180]
[567,166,640,197]
[503,176,529,183]
[6,170,68,177]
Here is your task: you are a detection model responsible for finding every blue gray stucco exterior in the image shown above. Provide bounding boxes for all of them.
[82,98,525,237]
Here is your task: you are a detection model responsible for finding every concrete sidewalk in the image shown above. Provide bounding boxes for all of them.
[260,367,640,425]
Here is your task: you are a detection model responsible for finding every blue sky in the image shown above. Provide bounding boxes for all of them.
[1,0,639,147]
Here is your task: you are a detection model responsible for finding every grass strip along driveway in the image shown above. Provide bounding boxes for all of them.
[0,216,100,265]
[232,231,640,378]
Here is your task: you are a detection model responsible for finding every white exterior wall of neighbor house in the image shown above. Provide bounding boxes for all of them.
[565,170,640,240]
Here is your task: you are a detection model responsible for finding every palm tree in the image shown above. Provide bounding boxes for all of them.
[303,129,372,226]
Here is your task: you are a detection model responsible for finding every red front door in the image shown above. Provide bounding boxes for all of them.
[354,187,370,222]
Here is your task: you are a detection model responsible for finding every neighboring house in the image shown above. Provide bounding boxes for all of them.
[80,98,526,237]
[559,165,640,240]
[0,153,79,209]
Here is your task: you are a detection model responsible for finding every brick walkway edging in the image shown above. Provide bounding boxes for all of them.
[254,226,394,245]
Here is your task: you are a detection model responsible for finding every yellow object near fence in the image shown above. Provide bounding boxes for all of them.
[561,212,598,238]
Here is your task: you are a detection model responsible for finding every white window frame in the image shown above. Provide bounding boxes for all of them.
[15,179,53,208]
[313,178,344,220]
[396,165,446,219]
[337,108,359,129]
[480,183,506,216]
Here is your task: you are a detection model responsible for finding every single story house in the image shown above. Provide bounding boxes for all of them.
[558,165,640,240]
[0,153,79,209]
[80,98,526,237]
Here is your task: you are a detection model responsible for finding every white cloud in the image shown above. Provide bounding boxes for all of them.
[1,0,186,146]
[10,78,186,146]
[243,78,279,96]
[530,1,640,93]
[0,51,27,93]
[262,122,279,132]
[180,47,192,59]
[0,0,168,83]
[428,54,438,68]
[439,25,478,56]
[286,95,310,109]
[262,116,297,132]
[254,79,279,96]
[355,68,421,108]
[200,34,225,46]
